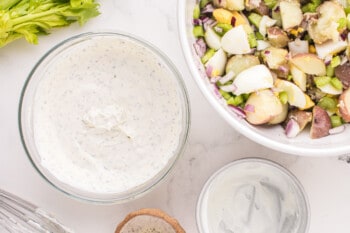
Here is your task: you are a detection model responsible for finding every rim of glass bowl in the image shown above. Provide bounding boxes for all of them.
[196,157,310,233]
[18,31,191,204]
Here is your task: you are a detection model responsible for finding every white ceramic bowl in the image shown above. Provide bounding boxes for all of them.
[178,0,350,156]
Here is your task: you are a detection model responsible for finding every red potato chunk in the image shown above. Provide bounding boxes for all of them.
[290,53,326,76]
[288,110,313,131]
[310,106,332,139]
[335,62,350,89]
[244,89,284,125]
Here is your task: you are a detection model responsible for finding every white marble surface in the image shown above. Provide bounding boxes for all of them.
[1,1,350,232]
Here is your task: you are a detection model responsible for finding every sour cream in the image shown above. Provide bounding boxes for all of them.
[31,34,187,194]
[197,158,309,233]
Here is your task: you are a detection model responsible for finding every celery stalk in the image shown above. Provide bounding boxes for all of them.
[0,0,21,10]
[0,0,100,48]
[248,13,262,28]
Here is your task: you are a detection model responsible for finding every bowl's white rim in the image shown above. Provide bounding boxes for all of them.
[176,0,350,157]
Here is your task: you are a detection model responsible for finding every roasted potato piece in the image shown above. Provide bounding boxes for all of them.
[261,47,288,70]
[268,103,289,124]
[310,106,332,139]
[307,1,346,44]
[244,89,284,125]
[252,1,270,15]
[225,55,260,75]
[287,109,312,132]
[267,27,289,48]
[335,62,350,89]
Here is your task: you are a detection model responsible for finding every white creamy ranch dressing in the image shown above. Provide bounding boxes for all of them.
[32,35,184,193]
[198,159,309,233]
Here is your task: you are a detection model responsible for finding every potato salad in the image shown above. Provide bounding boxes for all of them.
[192,0,350,139]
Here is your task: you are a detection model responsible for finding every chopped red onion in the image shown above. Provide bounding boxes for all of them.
[329,125,346,135]
[193,38,206,57]
[213,84,222,99]
[278,65,288,74]
[228,105,246,118]
[193,18,202,26]
[218,71,235,84]
[244,104,255,113]
[203,18,216,30]
[220,83,237,92]
[210,76,221,83]
[340,31,347,41]
[324,55,332,66]
[231,17,236,27]
[201,16,210,23]
[206,65,213,77]
[274,6,280,12]
[285,119,300,138]
[264,50,270,55]
[202,4,215,14]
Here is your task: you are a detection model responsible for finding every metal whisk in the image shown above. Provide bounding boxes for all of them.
[0,188,73,233]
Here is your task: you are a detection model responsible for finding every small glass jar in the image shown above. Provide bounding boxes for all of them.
[197,158,309,233]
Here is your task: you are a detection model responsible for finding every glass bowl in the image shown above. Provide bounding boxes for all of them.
[196,158,310,233]
[19,32,190,204]
[177,0,350,156]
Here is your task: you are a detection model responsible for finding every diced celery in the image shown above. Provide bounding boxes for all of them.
[279,91,288,104]
[216,23,233,33]
[255,32,264,40]
[301,0,321,13]
[235,95,244,105]
[318,96,337,110]
[338,18,347,31]
[219,89,232,100]
[227,95,244,106]
[248,33,257,48]
[326,65,335,77]
[193,4,200,19]
[193,26,204,37]
[248,13,262,28]
[201,48,215,64]
[330,77,343,90]
[345,7,350,14]
[331,56,341,68]
[263,0,278,9]
[330,115,343,128]
[314,76,331,87]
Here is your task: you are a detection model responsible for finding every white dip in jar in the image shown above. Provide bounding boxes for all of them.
[197,158,309,233]
[28,33,188,197]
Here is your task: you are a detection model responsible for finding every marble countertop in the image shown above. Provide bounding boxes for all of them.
[1,0,350,232]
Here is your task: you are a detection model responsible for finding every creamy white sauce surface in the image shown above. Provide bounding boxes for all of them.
[198,160,308,233]
[32,35,184,193]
